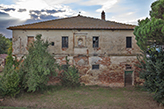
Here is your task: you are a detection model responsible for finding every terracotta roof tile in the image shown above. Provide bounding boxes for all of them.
[7,15,135,30]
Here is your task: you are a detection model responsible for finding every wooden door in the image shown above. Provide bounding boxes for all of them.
[125,71,133,86]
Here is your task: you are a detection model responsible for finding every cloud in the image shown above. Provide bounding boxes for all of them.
[43,0,81,5]
[0,11,22,38]
[0,0,75,21]
[18,9,26,12]
[81,0,118,12]
[29,9,66,20]
[41,9,65,14]
[30,14,39,20]
[2,8,16,12]
[40,14,58,20]
[30,10,42,15]
[0,11,9,16]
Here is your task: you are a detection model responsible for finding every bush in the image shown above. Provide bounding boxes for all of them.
[0,67,20,97]
[0,43,22,97]
[19,34,58,92]
[137,47,164,104]
[60,57,80,87]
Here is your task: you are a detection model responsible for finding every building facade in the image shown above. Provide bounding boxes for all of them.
[8,12,141,87]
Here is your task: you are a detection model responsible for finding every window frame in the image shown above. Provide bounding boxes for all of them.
[62,36,68,48]
[93,36,99,48]
[126,37,132,48]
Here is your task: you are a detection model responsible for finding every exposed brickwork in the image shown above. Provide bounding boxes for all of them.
[125,48,135,54]
[50,55,142,87]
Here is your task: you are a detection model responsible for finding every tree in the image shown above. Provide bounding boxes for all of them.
[134,0,164,104]
[134,0,164,51]
[0,34,11,54]
[0,43,22,97]
[19,34,58,92]
[150,0,164,19]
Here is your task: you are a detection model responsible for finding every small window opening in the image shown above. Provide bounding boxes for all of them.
[93,37,99,48]
[61,65,68,70]
[126,37,132,48]
[51,42,54,46]
[126,64,132,70]
[62,36,68,48]
[92,64,99,70]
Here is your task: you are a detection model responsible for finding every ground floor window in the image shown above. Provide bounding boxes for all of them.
[92,64,99,70]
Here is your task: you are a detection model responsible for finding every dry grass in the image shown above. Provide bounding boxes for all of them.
[0,86,162,109]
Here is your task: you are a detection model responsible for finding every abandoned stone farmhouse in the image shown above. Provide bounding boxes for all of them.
[7,11,141,87]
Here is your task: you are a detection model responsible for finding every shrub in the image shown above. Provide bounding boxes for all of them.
[19,34,58,92]
[137,47,164,104]
[0,67,20,97]
[0,43,22,97]
[60,57,80,87]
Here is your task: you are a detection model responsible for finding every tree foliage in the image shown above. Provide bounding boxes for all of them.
[150,0,164,19]
[0,44,22,97]
[134,0,164,104]
[60,56,81,88]
[139,48,164,104]
[134,0,164,51]
[0,34,10,54]
[19,34,58,92]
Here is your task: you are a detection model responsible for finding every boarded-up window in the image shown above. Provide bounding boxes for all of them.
[27,36,34,47]
[62,36,68,48]
[126,37,132,48]
[93,37,99,48]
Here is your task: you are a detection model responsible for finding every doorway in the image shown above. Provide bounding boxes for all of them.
[125,71,133,86]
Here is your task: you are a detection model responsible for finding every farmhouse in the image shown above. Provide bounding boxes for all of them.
[7,11,141,87]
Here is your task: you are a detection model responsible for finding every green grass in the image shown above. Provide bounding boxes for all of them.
[0,86,160,109]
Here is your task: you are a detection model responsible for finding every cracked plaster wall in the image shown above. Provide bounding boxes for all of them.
[12,29,141,87]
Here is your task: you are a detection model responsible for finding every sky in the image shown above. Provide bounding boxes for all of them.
[0,0,156,38]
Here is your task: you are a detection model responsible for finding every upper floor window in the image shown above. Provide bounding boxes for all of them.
[93,36,99,48]
[126,37,132,48]
[27,36,34,47]
[62,36,68,48]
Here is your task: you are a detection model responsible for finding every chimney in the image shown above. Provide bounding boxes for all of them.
[101,11,105,20]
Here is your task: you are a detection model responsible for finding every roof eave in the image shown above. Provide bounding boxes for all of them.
[7,28,135,30]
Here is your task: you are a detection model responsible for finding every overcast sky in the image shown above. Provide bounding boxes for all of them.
[0,0,156,38]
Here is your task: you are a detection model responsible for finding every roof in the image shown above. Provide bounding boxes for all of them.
[7,15,135,30]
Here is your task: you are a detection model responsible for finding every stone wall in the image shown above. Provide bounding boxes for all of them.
[12,29,141,87]
[12,30,140,56]
[48,55,139,87]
